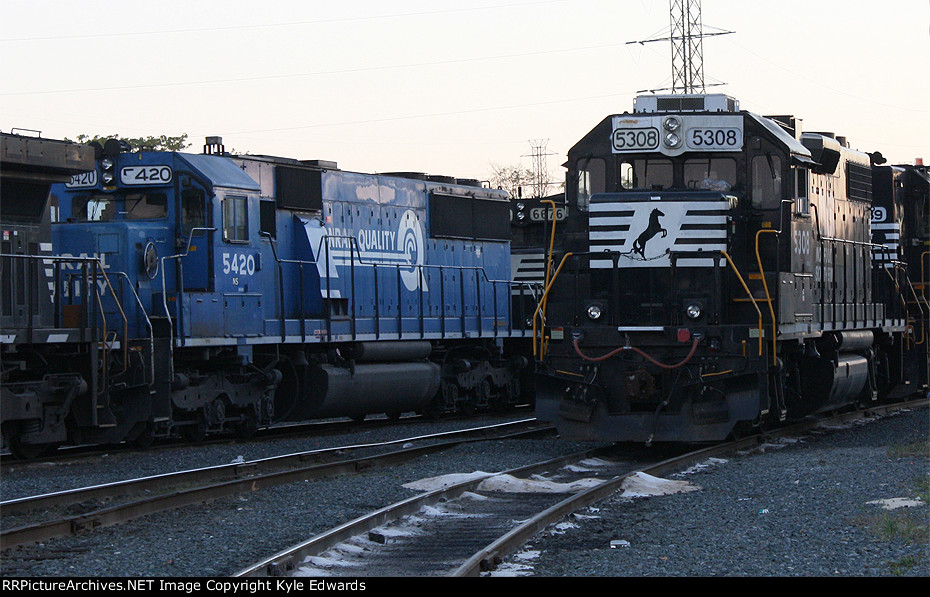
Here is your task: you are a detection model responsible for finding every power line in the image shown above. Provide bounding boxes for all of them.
[1,40,629,97]
[0,1,570,43]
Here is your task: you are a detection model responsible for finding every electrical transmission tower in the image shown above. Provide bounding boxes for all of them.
[523,139,556,198]
[628,0,733,94]
[669,0,705,93]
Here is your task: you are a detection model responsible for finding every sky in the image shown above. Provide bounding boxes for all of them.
[2,0,928,184]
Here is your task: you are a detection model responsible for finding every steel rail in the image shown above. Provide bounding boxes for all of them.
[233,398,926,578]
[453,398,929,576]
[0,419,552,550]
[233,444,620,577]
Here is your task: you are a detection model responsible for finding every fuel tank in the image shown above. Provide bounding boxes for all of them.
[296,361,441,419]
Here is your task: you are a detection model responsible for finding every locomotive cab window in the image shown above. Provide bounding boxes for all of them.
[577,158,605,211]
[123,192,167,220]
[684,158,735,191]
[70,192,167,222]
[793,167,810,214]
[71,194,114,222]
[750,154,783,208]
[622,159,674,190]
[181,188,206,236]
[223,195,249,242]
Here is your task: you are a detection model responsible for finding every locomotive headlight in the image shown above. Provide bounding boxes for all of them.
[685,302,703,320]
[586,304,603,321]
[101,157,115,185]
[514,201,527,224]
[664,132,682,148]
[663,116,681,132]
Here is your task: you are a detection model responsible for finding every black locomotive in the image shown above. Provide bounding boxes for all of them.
[1,132,99,457]
[534,94,928,443]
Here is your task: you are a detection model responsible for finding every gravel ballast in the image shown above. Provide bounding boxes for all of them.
[1,406,927,577]
[508,405,929,577]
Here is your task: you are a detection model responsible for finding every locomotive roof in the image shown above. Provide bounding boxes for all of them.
[178,152,261,191]
[567,109,814,164]
[746,112,814,164]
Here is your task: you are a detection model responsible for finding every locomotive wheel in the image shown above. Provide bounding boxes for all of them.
[458,395,477,416]
[477,378,492,408]
[180,417,207,442]
[130,422,155,449]
[235,410,259,438]
[9,437,58,460]
[420,397,445,420]
[2,422,59,459]
[727,420,756,441]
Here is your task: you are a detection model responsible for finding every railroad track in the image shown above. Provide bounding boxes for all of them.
[0,408,533,468]
[0,418,552,551]
[235,398,929,577]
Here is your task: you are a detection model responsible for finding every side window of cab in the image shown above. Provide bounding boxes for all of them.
[223,195,249,243]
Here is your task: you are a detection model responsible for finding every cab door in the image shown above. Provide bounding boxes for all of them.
[179,185,212,292]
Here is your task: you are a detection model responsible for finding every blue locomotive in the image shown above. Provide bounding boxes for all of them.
[533,94,927,443]
[2,136,536,456]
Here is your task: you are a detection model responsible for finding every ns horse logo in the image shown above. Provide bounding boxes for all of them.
[631,208,667,259]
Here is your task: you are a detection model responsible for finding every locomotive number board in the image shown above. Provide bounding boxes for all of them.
[611,115,744,156]
[120,165,173,185]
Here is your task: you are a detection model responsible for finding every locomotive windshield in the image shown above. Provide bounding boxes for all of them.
[68,191,168,222]
[577,156,738,209]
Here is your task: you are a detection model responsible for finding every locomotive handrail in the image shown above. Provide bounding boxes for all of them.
[8,253,131,370]
[311,233,525,288]
[110,271,156,382]
[903,272,927,346]
[812,233,908,329]
[534,248,764,358]
[92,287,110,394]
[94,265,129,373]
[159,227,216,359]
[876,255,909,321]
[58,257,131,426]
[880,261,912,347]
[538,199,560,352]
[532,252,574,359]
[917,250,930,346]
[2,253,96,331]
[62,263,130,375]
[721,251,764,357]
[754,229,779,366]
[260,230,538,342]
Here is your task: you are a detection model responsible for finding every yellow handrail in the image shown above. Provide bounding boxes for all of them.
[532,252,574,359]
[722,251,763,357]
[535,199,560,358]
[754,229,779,365]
